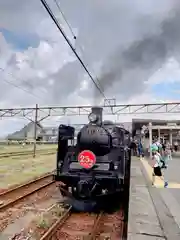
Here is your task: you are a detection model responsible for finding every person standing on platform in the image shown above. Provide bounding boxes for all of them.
[162,141,166,152]
[138,140,143,158]
[151,145,165,186]
[131,140,137,156]
[166,141,172,161]
[174,141,178,152]
[161,148,170,188]
[155,140,162,153]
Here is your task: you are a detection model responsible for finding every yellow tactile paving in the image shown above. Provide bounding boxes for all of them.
[140,158,180,189]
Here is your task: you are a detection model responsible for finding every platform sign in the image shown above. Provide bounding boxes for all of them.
[78,150,96,169]
[167,123,177,126]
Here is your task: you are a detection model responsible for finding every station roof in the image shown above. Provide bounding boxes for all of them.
[132,118,180,124]
[132,118,180,130]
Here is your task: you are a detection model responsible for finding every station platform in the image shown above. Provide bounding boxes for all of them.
[128,157,180,239]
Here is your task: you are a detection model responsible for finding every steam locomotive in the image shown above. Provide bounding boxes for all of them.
[54,107,131,211]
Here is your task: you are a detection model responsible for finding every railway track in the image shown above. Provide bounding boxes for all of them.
[0,149,57,158]
[40,204,126,240]
[0,173,55,211]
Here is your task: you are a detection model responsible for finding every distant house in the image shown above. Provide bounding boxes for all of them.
[6,123,90,142]
[7,122,43,141]
[38,127,58,141]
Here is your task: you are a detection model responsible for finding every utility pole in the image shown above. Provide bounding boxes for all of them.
[33,104,38,158]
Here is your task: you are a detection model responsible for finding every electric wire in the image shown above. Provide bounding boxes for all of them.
[40,0,106,100]
[52,0,105,94]
[53,0,76,40]
[0,67,44,100]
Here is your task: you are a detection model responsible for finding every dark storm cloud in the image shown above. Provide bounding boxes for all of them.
[49,61,84,102]
[52,0,180,102]
[95,8,180,101]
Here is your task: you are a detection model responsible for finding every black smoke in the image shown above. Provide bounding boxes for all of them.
[96,9,180,102]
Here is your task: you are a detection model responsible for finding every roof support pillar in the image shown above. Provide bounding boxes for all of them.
[158,128,161,142]
[149,122,152,159]
[169,130,173,145]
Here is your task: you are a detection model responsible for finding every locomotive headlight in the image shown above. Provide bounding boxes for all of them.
[88,113,98,123]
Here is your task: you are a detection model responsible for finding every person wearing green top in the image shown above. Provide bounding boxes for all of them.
[151,145,162,182]
[151,145,167,187]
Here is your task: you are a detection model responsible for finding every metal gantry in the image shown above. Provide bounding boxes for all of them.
[1,102,180,119]
[3,102,180,158]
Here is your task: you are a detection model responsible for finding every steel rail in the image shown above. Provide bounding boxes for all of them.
[39,206,72,240]
[40,208,104,240]
[0,173,55,211]
[88,211,104,240]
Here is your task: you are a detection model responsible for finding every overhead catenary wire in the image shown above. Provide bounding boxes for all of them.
[40,0,107,100]
[53,0,76,40]
[0,66,47,95]
[0,67,44,100]
[52,0,105,95]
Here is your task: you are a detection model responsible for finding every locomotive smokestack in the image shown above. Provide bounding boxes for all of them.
[91,107,103,124]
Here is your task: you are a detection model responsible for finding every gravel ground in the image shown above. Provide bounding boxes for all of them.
[22,203,66,239]
[0,184,61,239]
[0,154,56,189]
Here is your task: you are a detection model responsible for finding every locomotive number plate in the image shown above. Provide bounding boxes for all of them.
[78,150,96,169]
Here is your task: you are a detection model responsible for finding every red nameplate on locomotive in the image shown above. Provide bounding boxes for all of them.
[78,150,96,169]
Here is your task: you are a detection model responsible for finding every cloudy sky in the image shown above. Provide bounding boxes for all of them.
[0,0,180,136]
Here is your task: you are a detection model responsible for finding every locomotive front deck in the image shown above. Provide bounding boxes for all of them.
[54,169,124,188]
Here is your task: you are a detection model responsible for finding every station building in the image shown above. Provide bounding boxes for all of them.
[132,118,180,147]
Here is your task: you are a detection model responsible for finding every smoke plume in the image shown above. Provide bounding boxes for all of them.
[95,8,180,102]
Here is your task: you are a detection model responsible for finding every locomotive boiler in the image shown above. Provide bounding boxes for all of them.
[54,107,131,211]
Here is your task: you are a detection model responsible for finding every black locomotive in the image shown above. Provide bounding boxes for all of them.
[54,107,131,211]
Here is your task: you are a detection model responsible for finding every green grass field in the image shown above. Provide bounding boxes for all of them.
[0,153,56,189]
[0,144,58,154]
